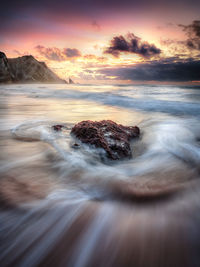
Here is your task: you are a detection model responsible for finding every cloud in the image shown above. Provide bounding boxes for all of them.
[35,45,65,61]
[179,20,200,50]
[83,54,107,62]
[12,50,30,57]
[35,45,81,61]
[63,48,81,58]
[91,20,101,31]
[13,50,21,56]
[104,33,161,58]
[98,58,200,82]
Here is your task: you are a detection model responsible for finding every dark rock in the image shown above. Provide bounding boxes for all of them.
[70,120,140,160]
[52,125,65,131]
[0,52,7,59]
[69,78,74,84]
[72,143,80,149]
[0,51,66,84]
[0,52,12,83]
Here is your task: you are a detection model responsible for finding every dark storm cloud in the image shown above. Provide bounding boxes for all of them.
[179,20,200,50]
[105,36,129,57]
[35,46,81,61]
[98,58,200,82]
[104,33,161,58]
[180,20,200,38]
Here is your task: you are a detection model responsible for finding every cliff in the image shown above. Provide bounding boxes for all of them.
[0,52,66,84]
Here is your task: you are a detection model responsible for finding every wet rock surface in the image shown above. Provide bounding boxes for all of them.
[52,124,65,132]
[70,120,140,160]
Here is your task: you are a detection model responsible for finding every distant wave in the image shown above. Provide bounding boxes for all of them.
[2,85,200,116]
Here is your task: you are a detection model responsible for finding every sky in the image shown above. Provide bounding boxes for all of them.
[1,0,200,84]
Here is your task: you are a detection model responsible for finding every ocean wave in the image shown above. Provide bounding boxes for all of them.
[1,84,200,116]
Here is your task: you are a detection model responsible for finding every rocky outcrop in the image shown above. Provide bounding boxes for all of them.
[52,125,65,131]
[0,52,66,84]
[69,78,74,84]
[70,120,140,160]
[0,52,12,83]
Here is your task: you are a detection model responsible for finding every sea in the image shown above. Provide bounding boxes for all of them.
[0,83,200,267]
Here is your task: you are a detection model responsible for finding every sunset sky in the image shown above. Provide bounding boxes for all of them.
[1,0,200,83]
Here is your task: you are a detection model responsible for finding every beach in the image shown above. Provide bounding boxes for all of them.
[0,83,200,266]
